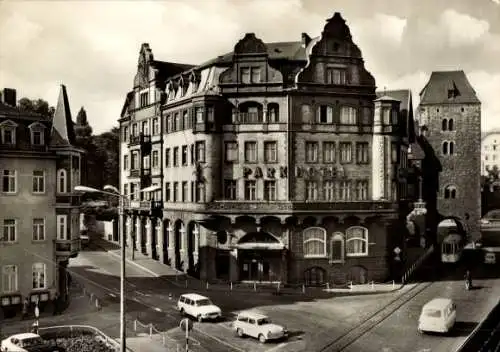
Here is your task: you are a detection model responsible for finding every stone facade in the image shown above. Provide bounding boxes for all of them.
[417,71,481,241]
[118,13,417,286]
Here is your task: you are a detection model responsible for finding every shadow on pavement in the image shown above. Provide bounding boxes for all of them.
[407,250,500,284]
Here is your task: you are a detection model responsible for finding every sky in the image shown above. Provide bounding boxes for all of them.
[1,0,499,134]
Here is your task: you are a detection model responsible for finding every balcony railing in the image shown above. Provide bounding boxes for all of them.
[128,133,151,146]
[55,238,80,257]
[206,200,398,213]
[129,169,140,178]
[55,194,81,206]
[128,200,163,213]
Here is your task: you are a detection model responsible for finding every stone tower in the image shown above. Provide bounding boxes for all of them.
[417,70,481,240]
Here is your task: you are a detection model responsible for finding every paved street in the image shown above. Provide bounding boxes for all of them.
[58,244,500,352]
[338,260,500,352]
[66,244,420,352]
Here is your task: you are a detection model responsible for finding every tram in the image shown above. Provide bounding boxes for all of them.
[441,233,464,263]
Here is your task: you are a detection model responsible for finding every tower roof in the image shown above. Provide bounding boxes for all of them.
[419,70,480,105]
[50,84,76,147]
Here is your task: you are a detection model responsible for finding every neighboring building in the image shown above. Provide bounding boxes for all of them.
[416,71,482,241]
[0,86,84,317]
[481,130,500,175]
[118,12,418,286]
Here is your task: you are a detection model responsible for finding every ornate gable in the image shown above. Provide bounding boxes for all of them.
[0,119,18,128]
[296,12,375,87]
[219,33,283,86]
[134,43,154,89]
[28,121,46,130]
[234,33,267,55]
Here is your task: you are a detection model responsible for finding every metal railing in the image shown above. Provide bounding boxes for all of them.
[133,319,180,349]
[401,244,435,284]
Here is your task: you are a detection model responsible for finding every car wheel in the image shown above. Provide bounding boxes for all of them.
[180,308,185,316]
[258,334,267,343]
[236,328,244,337]
[418,327,424,334]
[197,315,203,323]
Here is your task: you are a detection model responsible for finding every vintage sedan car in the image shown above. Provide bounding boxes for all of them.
[233,311,288,343]
[177,293,222,322]
[480,209,500,236]
[0,333,64,352]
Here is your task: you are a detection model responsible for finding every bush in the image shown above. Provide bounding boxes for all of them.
[44,335,116,352]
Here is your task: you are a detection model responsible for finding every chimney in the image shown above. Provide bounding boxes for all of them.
[301,33,311,47]
[2,88,17,107]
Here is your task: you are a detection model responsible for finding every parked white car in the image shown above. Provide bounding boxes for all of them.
[0,333,56,352]
[177,293,222,322]
[233,311,288,343]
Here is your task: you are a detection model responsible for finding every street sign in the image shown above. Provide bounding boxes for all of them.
[179,318,193,332]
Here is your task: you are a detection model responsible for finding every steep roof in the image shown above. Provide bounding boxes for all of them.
[50,84,76,147]
[376,89,412,113]
[0,101,46,120]
[196,41,307,72]
[419,70,480,105]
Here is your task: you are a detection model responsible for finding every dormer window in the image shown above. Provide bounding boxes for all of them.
[140,92,149,107]
[0,120,17,145]
[28,122,46,146]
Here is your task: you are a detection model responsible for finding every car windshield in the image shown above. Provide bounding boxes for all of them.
[196,299,212,306]
[257,318,271,325]
[21,337,44,347]
[485,210,500,219]
[424,309,441,318]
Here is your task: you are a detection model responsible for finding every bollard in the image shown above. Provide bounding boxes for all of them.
[302,284,305,294]
[371,281,375,290]
[134,320,137,331]
[96,299,101,311]
[326,282,329,290]
[349,282,353,291]
[206,281,209,290]
[277,282,281,293]
[230,282,233,291]
[90,293,94,302]
[185,280,188,288]
[149,324,153,337]
[254,282,257,291]
[392,280,395,289]
[162,334,165,346]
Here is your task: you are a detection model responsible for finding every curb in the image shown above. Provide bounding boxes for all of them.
[97,240,412,297]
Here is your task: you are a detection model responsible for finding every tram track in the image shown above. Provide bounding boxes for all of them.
[317,280,434,351]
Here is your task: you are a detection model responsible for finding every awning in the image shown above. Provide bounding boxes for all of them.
[235,243,285,250]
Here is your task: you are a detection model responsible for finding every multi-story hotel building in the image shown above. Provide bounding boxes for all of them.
[0,86,83,316]
[119,12,416,286]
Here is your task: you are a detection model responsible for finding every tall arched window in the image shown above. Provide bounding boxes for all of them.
[448,119,454,131]
[330,232,344,263]
[301,104,313,123]
[303,227,327,257]
[449,141,455,155]
[57,169,67,193]
[442,141,448,155]
[442,119,448,131]
[444,185,457,199]
[345,226,369,256]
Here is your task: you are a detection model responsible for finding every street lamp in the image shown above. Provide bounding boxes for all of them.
[75,184,160,352]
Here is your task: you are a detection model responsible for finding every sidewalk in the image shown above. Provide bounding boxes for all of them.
[95,238,404,297]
